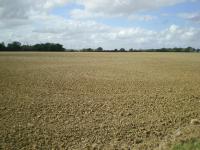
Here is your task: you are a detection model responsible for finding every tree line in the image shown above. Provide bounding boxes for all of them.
[0,41,200,52]
[0,41,65,51]
[68,47,200,52]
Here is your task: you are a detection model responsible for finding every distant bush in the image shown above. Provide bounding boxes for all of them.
[95,47,103,52]
[80,48,94,52]
[7,41,21,51]
[0,41,65,51]
[0,42,6,51]
[119,48,126,52]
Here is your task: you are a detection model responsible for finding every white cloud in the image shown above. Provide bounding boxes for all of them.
[158,25,199,48]
[0,0,71,28]
[0,0,199,49]
[70,9,157,21]
[178,12,200,23]
[43,0,71,9]
[69,0,197,20]
[1,14,199,49]
[78,0,186,14]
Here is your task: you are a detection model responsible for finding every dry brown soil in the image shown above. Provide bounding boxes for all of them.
[0,52,200,149]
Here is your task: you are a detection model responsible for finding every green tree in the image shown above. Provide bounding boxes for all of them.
[129,48,134,52]
[81,48,93,52]
[32,43,65,51]
[185,47,194,52]
[119,48,126,52]
[96,47,103,52]
[0,42,6,51]
[7,41,21,51]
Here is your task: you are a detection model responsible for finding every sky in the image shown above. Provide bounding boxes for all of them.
[0,0,200,49]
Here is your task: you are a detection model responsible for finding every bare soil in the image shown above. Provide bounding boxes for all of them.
[0,52,200,149]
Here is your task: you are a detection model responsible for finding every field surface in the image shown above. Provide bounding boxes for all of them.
[0,52,200,149]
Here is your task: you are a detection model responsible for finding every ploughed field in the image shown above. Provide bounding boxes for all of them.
[0,52,200,149]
